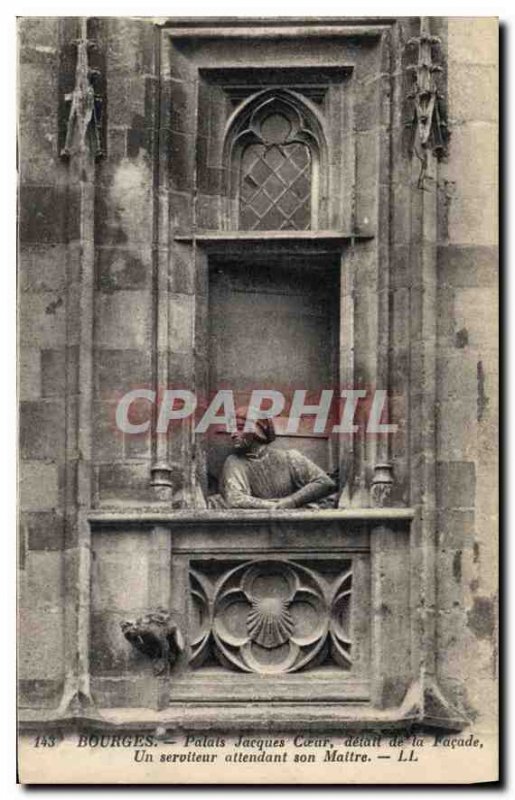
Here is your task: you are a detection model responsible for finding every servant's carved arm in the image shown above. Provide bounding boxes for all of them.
[275,450,336,509]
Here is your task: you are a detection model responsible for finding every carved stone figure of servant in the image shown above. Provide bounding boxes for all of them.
[209,406,337,509]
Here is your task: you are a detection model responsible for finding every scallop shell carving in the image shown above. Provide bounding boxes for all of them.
[246,597,294,648]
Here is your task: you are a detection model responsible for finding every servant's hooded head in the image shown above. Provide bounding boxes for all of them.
[235,406,276,444]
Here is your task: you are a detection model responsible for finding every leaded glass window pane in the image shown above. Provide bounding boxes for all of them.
[239,112,312,231]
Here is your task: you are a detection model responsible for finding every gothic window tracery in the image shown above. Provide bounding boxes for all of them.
[224,92,325,230]
[239,115,312,231]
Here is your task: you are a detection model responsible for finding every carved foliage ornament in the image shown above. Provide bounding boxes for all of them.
[190,560,352,674]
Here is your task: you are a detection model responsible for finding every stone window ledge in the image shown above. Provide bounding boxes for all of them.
[173,230,374,253]
[88,507,415,527]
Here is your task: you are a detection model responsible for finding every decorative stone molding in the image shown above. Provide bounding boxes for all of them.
[121,609,185,676]
[190,559,353,673]
[150,461,174,488]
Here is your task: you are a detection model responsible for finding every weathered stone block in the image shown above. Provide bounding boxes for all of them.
[95,348,151,395]
[167,351,195,389]
[356,128,380,187]
[169,130,194,192]
[18,184,80,244]
[23,510,64,551]
[437,244,498,288]
[126,115,154,159]
[169,293,194,354]
[20,549,63,606]
[20,400,66,460]
[448,183,497,248]
[437,398,478,460]
[391,184,412,245]
[447,123,497,194]
[354,188,377,235]
[96,291,151,350]
[105,17,155,75]
[40,348,67,398]
[95,154,153,245]
[196,193,220,229]
[19,461,59,511]
[20,292,66,348]
[90,676,160,708]
[168,243,195,295]
[437,461,476,509]
[104,78,135,129]
[19,243,78,293]
[18,606,63,679]
[124,428,150,459]
[18,17,59,53]
[169,77,196,134]
[437,351,478,400]
[169,190,194,231]
[437,509,475,550]
[18,62,58,125]
[453,287,498,349]
[448,64,498,123]
[91,538,150,613]
[96,462,152,504]
[90,611,154,676]
[92,400,124,461]
[107,126,128,160]
[96,244,151,291]
[91,532,151,650]
[448,17,498,66]
[19,347,41,400]
[18,118,63,185]
[354,77,379,132]
[18,679,63,709]
[18,550,64,679]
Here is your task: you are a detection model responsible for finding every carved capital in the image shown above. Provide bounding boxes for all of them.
[150,461,174,488]
[371,462,394,508]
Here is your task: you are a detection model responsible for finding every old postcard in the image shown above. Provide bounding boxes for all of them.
[17,14,499,784]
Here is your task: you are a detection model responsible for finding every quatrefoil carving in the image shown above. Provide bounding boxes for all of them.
[190,559,352,674]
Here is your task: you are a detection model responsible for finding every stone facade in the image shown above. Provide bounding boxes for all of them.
[18,17,498,732]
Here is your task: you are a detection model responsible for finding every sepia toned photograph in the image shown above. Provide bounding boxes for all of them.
[16,12,499,784]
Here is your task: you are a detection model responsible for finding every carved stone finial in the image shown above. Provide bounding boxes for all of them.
[371,462,394,508]
[61,22,104,160]
[405,17,447,171]
[121,608,185,676]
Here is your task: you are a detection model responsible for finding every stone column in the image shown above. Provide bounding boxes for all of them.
[57,17,100,719]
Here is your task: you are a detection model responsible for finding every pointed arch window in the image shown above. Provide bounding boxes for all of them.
[225,92,326,231]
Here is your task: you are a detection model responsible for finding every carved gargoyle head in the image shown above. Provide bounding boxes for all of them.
[120,607,185,676]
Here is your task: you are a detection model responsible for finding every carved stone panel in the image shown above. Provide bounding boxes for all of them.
[190,558,354,674]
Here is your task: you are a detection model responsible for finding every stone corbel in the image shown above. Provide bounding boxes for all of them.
[121,608,185,676]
